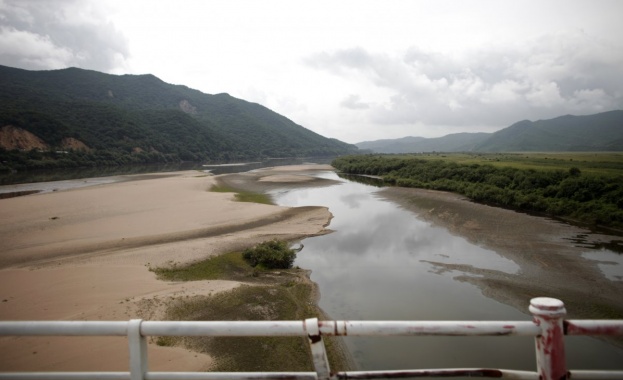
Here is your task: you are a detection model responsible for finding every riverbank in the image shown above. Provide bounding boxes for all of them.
[379,187,623,322]
[0,165,338,371]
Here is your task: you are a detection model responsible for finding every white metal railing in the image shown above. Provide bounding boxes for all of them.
[0,298,622,380]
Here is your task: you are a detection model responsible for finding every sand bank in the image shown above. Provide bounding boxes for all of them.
[0,166,334,371]
[379,187,623,320]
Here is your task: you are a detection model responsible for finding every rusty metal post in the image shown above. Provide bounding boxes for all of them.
[529,297,568,380]
[305,317,331,380]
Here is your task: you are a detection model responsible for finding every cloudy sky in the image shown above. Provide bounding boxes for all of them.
[1,0,622,143]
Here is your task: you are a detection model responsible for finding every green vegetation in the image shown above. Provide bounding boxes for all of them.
[242,239,297,269]
[150,249,349,372]
[210,184,273,204]
[151,252,252,281]
[161,283,348,372]
[0,65,358,171]
[389,152,623,177]
[333,153,623,229]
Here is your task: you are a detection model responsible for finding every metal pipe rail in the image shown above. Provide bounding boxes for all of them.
[0,298,622,380]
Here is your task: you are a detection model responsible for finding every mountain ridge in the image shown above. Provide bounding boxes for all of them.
[356,110,623,153]
[0,65,357,170]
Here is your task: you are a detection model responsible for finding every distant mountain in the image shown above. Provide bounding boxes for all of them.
[0,65,357,170]
[357,133,490,153]
[356,111,623,153]
[474,111,623,152]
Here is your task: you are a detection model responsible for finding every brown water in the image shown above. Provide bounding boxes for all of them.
[272,171,623,373]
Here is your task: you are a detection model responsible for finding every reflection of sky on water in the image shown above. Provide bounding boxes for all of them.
[275,173,519,287]
[582,250,623,281]
[272,171,623,371]
[272,173,534,370]
[275,173,523,323]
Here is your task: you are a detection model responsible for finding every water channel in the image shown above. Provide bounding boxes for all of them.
[270,171,623,372]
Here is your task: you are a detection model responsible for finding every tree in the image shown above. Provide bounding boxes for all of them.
[242,240,297,269]
[569,167,581,177]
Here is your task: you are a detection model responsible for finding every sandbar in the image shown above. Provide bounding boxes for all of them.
[0,166,334,371]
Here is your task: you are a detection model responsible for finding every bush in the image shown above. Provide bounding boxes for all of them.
[333,154,623,228]
[242,240,296,269]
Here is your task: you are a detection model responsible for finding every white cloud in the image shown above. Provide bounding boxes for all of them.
[341,95,370,110]
[0,0,129,72]
[525,82,565,108]
[305,30,623,137]
[0,26,73,69]
[481,80,527,105]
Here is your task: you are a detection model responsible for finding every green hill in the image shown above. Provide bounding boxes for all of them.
[0,65,357,170]
[356,111,623,153]
[474,111,623,152]
[357,133,489,153]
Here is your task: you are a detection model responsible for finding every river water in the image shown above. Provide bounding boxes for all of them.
[271,171,623,372]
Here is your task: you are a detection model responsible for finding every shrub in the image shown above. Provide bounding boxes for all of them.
[242,240,296,269]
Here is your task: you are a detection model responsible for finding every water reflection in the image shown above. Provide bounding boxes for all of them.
[272,171,623,372]
[567,234,623,254]
[273,172,530,370]
[582,250,623,281]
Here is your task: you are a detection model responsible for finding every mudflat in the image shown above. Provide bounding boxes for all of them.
[379,187,623,321]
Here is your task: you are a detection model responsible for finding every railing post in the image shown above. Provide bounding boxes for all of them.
[128,319,148,380]
[305,317,332,380]
[530,297,568,380]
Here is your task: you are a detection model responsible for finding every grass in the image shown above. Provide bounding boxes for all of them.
[161,284,317,371]
[150,251,351,372]
[401,152,623,177]
[210,184,273,204]
[151,251,254,281]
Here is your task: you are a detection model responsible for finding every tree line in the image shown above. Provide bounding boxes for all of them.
[332,155,623,229]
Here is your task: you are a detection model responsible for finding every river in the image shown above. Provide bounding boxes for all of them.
[271,170,623,372]
[2,164,622,372]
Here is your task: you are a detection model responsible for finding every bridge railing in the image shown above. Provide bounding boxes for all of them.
[0,297,622,380]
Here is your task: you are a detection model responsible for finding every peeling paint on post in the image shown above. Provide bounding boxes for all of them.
[529,298,568,380]
[305,318,332,380]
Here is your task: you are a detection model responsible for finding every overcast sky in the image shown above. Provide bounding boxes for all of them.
[1,0,622,143]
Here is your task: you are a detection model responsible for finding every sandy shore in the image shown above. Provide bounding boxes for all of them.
[0,165,334,371]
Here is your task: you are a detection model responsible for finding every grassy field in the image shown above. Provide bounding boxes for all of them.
[400,152,623,177]
[150,250,351,372]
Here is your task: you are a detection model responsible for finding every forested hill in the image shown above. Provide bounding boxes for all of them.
[0,65,357,170]
[356,111,623,153]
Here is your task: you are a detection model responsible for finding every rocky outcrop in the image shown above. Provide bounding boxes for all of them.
[0,126,90,152]
[60,137,90,151]
[179,99,197,114]
[0,125,48,151]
